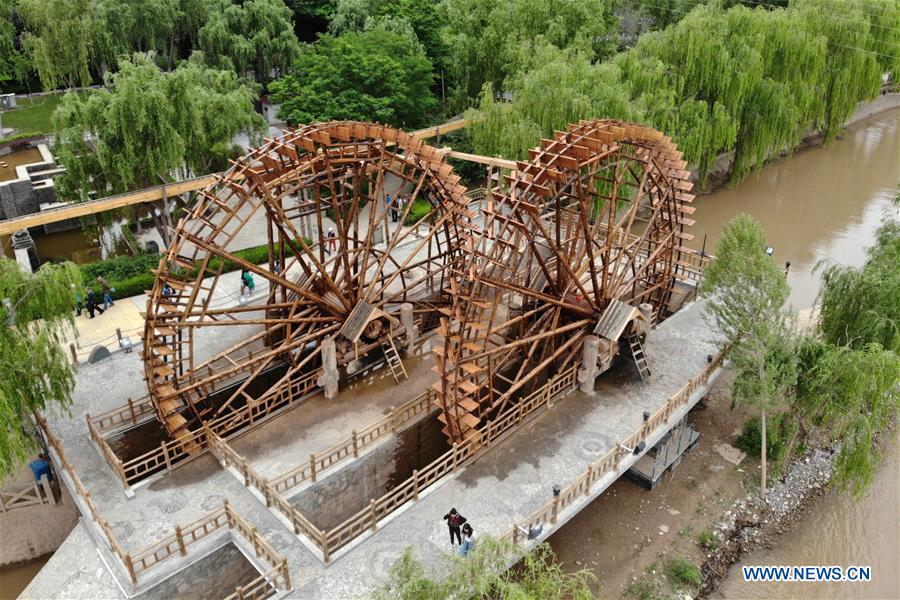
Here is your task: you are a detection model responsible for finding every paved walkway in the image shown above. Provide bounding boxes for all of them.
[27,299,721,599]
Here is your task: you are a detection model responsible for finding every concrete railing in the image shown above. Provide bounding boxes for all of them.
[502,345,728,546]
[0,474,54,511]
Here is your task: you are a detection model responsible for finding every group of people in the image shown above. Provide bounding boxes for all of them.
[386,193,407,223]
[72,276,115,319]
[443,508,476,557]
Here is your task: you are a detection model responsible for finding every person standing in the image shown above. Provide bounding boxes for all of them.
[389,194,399,223]
[244,270,255,295]
[458,523,475,557]
[85,289,104,318]
[443,508,467,548]
[71,284,83,317]
[327,228,337,254]
[97,276,114,310]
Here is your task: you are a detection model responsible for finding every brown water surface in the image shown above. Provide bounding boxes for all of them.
[0,148,43,182]
[715,434,900,599]
[691,109,900,309]
[0,557,50,600]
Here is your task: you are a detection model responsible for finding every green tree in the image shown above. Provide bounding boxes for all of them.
[795,338,899,498]
[373,538,597,599]
[441,0,620,106]
[329,0,447,71]
[816,217,900,352]
[199,0,302,83]
[701,215,795,499]
[52,55,265,244]
[0,259,81,478]
[270,25,436,127]
[17,0,103,89]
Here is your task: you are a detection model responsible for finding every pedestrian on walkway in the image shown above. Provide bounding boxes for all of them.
[71,284,83,317]
[97,276,114,310]
[240,269,255,296]
[443,508,467,548]
[327,228,337,254]
[85,289,104,318]
[458,523,475,557]
[389,194,399,223]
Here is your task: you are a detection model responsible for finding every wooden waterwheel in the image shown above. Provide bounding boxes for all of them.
[144,122,473,443]
[433,120,697,443]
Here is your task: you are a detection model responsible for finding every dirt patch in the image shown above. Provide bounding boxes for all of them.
[546,371,758,597]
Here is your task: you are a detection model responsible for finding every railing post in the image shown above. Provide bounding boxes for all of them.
[309,454,317,482]
[351,430,358,458]
[512,523,519,545]
[412,470,419,500]
[452,443,459,472]
[235,585,244,600]
[224,499,234,528]
[69,343,78,365]
[486,419,492,446]
[389,406,397,433]
[160,440,172,471]
[175,525,187,556]
[584,466,592,496]
[124,554,137,585]
[40,473,55,504]
[128,397,136,424]
[551,493,560,525]
[281,558,292,590]
[321,531,331,563]
[242,463,250,487]
[369,499,377,532]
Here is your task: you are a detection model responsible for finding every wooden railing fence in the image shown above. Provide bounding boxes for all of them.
[0,475,54,511]
[37,413,292,593]
[268,388,436,494]
[91,369,320,489]
[503,346,728,546]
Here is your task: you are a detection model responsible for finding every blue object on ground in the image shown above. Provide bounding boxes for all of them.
[29,459,51,481]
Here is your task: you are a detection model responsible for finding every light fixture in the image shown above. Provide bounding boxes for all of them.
[643,411,651,422]
[617,441,647,456]
[765,246,775,256]
[552,484,561,497]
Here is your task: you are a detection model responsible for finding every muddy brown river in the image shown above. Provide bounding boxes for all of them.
[698,109,900,599]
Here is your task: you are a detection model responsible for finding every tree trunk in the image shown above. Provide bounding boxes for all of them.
[760,409,767,501]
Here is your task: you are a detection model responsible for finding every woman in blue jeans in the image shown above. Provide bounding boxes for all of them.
[458,523,475,557]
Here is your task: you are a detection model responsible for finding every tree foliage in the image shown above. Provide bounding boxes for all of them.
[372,538,597,600]
[270,25,436,127]
[466,0,899,185]
[0,259,81,478]
[52,55,265,200]
[199,0,302,83]
[17,0,100,89]
[441,0,620,106]
[816,217,900,353]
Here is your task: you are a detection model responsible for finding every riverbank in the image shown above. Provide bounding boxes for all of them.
[695,92,900,195]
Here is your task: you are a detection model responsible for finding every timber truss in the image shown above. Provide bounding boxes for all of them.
[432,119,697,443]
[143,122,473,444]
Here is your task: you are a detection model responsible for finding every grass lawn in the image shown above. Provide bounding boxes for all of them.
[1,91,92,137]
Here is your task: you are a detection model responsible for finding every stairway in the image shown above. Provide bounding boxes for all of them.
[380,336,408,383]
[627,333,652,380]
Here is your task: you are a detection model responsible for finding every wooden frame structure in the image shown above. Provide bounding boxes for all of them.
[433,120,697,442]
[144,121,474,443]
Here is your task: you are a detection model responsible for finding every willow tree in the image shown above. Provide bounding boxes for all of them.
[0,259,80,479]
[441,0,620,106]
[17,0,103,89]
[199,0,301,83]
[701,215,795,499]
[52,55,265,246]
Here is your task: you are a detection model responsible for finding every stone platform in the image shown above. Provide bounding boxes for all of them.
[26,300,722,599]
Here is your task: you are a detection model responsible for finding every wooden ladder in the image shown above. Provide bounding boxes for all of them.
[627,333,652,380]
[381,336,408,383]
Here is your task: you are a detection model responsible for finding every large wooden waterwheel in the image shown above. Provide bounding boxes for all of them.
[433,120,697,443]
[144,122,473,443]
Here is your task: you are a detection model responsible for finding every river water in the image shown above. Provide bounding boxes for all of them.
[696,109,900,599]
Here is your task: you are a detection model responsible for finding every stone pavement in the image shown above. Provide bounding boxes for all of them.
[26,298,722,599]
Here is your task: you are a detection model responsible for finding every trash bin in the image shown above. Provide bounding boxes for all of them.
[28,458,52,482]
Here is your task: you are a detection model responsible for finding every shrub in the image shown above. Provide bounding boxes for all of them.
[698,529,719,550]
[404,198,433,225]
[665,557,702,591]
[736,413,796,465]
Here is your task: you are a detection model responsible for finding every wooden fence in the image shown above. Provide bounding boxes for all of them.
[34,415,292,595]
[268,388,436,494]
[90,369,320,489]
[503,346,728,546]
[206,363,580,563]
[0,475,54,512]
